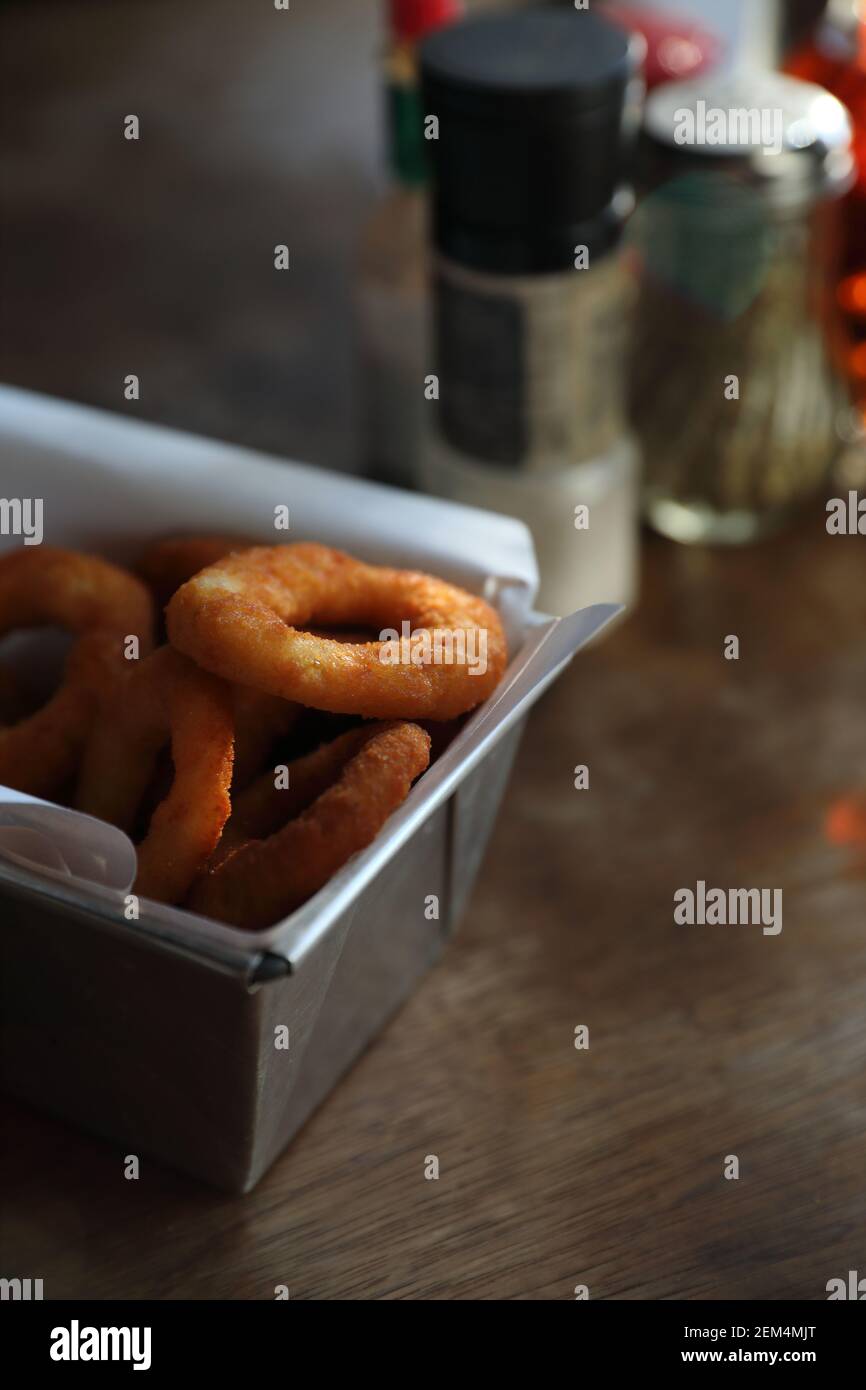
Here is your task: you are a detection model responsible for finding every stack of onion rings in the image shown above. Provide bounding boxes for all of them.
[3,534,505,927]
[189,721,430,928]
[210,724,375,869]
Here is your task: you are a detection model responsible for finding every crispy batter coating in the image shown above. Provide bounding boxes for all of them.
[188,720,430,928]
[76,646,234,905]
[0,633,128,799]
[137,534,254,607]
[0,547,155,797]
[138,541,372,789]
[167,543,507,720]
[139,538,301,789]
[212,723,373,868]
[231,630,382,788]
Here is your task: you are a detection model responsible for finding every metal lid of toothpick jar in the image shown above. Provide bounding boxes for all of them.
[630,70,855,544]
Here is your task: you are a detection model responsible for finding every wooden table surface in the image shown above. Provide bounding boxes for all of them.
[2,0,865,1301]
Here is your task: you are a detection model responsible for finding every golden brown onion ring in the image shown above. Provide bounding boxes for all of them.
[167,543,506,720]
[137,534,255,608]
[76,646,234,905]
[188,720,430,928]
[0,547,155,797]
[211,723,373,869]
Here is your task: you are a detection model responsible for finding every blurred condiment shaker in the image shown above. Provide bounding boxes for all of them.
[419,7,645,617]
[631,71,855,544]
[357,0,462,488]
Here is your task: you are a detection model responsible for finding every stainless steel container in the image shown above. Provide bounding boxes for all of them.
[0,388,617,1191]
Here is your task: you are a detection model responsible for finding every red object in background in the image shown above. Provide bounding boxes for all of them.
[603,2,721,88]
[826,792,866,847]
[787,5,866,426]
[389,0,462,43]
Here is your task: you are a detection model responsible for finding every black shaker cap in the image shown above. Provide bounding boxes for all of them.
[421,6,644,272]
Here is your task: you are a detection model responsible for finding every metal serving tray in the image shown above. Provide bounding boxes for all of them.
[0,388,618,1190]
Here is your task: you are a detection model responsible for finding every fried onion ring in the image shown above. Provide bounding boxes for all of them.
[139,538,299,790]
[167,543,506,720]
[0,547,155,797]
[76,646,234,905]
[188,720,430,928]
[137,534,254,607]
[211,723,373,869]
[137,539,381,761]
[139,543,373,791]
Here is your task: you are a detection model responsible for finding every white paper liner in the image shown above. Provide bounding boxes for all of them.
[0,787,136,892]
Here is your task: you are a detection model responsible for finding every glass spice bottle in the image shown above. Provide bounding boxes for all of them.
[419,8,645,617]
[630,70,855,544]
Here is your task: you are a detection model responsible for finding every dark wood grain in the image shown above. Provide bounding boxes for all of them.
[1,0,865,1301]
